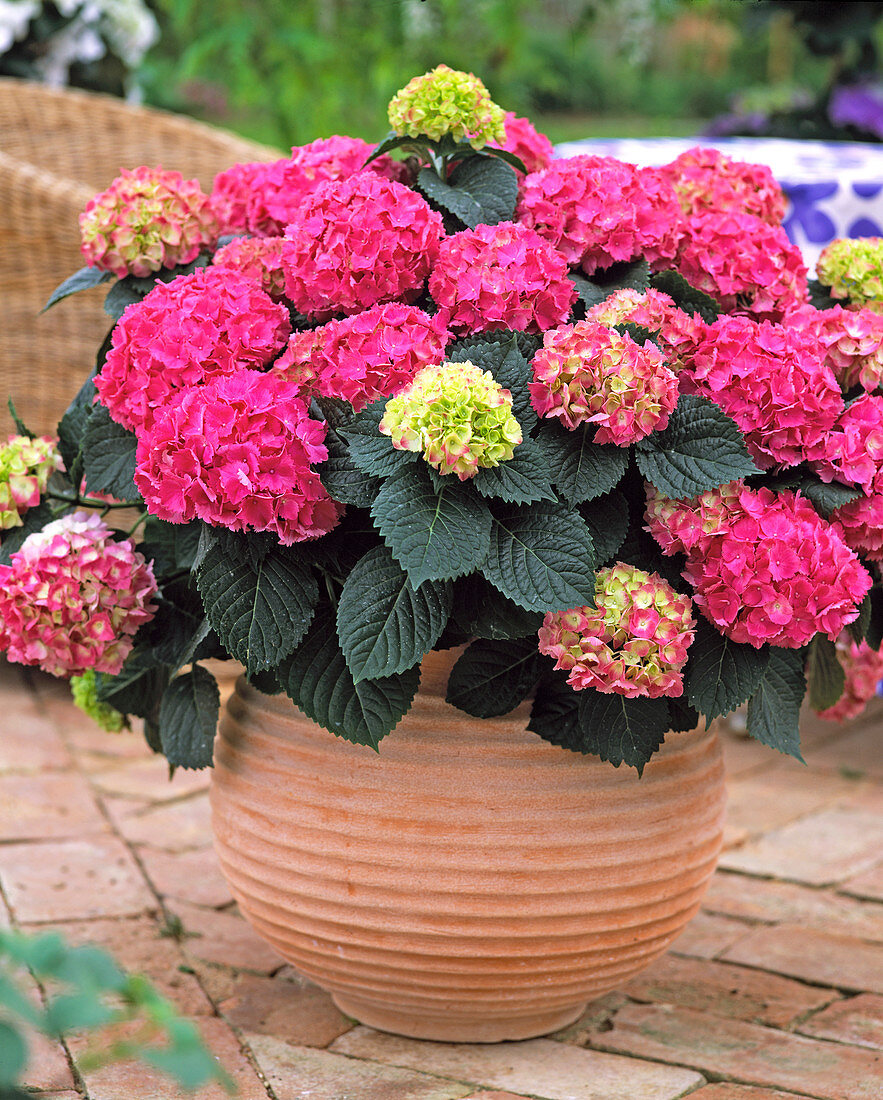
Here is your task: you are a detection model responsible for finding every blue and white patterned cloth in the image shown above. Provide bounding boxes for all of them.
[554,137,883,271]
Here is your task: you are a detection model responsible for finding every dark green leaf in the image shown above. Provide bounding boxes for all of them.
[579,491,629,566]
[472,440,556,505]
[158,666,220,770]
[807,634,846,711]
[568,272,611,311]
[365,131,423,162]
[319,429,383,508]
[103,257,211,321]
[576,690,671,774]
[668,697,701,733]
[481,145,528,174]
[195,531,318,674]
[592,258,651,292]
[528,669,582,748]
[417,165,481,227]
[484,501,596,612]
[447,334,536,430]
[635,394,760,499]
[6,398,33,439]
[535,420,629,505]
[797,477,864,518]
[337,545,452,681]
[281,607,420,748]
[95,651,170,721]
[867,587,883,650]
[338,398,418,478]
[453,574,544,640]
[417,156,518,228]
[807,278,839,311]
[372,463,492,586]
[684,618,771,721]
[42,265,114,312]
[746,648,806,761]
[650,269,720,323]
[57,370,99,478]
[139,518,203,576]
[446,637,542,718]
[82,404,140,502]
[848,591,872,645]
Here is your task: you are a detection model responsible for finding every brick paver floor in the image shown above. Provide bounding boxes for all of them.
[1,658,881,1100]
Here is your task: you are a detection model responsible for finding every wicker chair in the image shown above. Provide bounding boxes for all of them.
[0,78,281,437]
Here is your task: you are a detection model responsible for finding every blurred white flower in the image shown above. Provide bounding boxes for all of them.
[0,1,39,54]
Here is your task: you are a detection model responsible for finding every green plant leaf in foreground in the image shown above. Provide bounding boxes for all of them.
[81,403,141,503]
[684,618,770,722]
[806,634,846,712]
[42,265,114,312]
[535,420,629,505]
[157,666,220,770]
[746,647,806,762]
[446,637,543,718]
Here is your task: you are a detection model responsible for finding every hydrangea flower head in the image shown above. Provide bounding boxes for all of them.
[134,369,341,545]
[0,511,157,678]
[71,669,126,733]
[244,137,407,237]
[816,636,883,723]
[645,481,745,557]
[584,287,705,369]
[786,302,883,390]
[831,488,883,560]
[79,166,217,278]
[275,303,449,411]
[817,237,883,311]
[660,146,787,223]
[428,221,576,335]
[212,236,287,299]
[681,315,843,469]
[538,563,695,699]
[807,393,883,492]
[96,266,291,433]
[282,174,444,318]
[683,486,871,648]
[488,112,555,174]
[0,435,62,529]
[516,156,684,274]
[529,319,679,444]
[674,211,808,321]
[379,360,522,480]
[210,161,269,235]
[387,64,506,149]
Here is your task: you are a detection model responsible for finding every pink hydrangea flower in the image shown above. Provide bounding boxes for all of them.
[538,562,695,699]
[80,167,217,278]
[680,314,843,470]
[134,369,341,545]
[816,636,883,722]
[673,211,808,321]
[210,161,270,235]
[516,155,685,275]
[0,435,63,530]
[0,511,157,678]
[529,319,679,444]
[683,486,871,648]
[645,481,745,557]
[211,236,287,299]
[488,112,555,174]
[584,287,706,369]
[831,488,883,560]
[428,221,576,335]
[275,302,449,411]
[244,136,407,237]
[786,302,883,390]
[96,266,291,433]
[659,146,787,223]
[282,174,444,319]
[807,393,883,492]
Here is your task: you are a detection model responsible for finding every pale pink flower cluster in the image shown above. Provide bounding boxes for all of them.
[584,287,706,369]
[96,267,291,432]
[644,481,744,557]
[488,112,555,174]
[680,315,843,469]
[428,221,575,334]
[538,562,695,698]
[808,394,883,492]
[0,512,157,678]
[275,303,449,410]
[816,636,883,722]
[283,174,444,318]
[134,370,341,545]
[659,146,787,223]
[680,487,870,648]
[80,167,217,278]
[0,435,63,530]
[529,319,679,444]
[211,236,287,300]
[787,302,883,390]
[674,211,808,321]
[516,155,684,274]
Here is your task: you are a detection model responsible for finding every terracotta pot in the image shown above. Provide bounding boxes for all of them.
[210,649,726,1043]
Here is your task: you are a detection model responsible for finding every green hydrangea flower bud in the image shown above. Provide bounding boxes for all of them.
[388,64,507,150]
[0,435,62,529]
[71,669,126,733]
[817,237,883,312]
[379,361,522,479]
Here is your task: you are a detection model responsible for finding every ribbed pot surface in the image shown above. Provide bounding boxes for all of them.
[210,651,726,1042]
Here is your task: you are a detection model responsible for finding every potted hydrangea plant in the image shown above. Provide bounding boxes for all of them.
[4,64,883,1041]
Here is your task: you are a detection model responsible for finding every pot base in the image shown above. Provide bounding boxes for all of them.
[331,993,586,1043]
